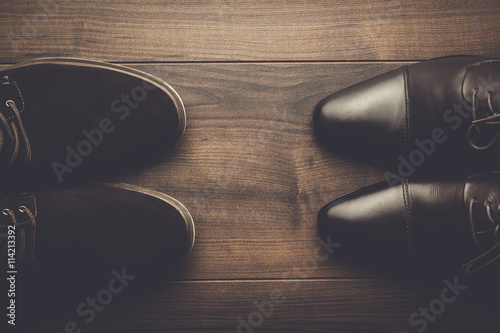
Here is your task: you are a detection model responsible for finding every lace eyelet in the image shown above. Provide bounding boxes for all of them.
[2,208,11,216]
[5,100,13,107]
[18,206,27,213]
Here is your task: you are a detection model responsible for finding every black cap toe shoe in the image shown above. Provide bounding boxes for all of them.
[314,55,500,174]
[318,173,500,275]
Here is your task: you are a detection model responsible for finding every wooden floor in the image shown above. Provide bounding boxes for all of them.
[2,1,500,332]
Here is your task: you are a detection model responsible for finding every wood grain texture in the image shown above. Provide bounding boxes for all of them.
[0,59,498,333]
[33,62,491,332]
[110,62,402,280]
[0,0,499,63]
[2,0,500,331]
[36,279,500,333]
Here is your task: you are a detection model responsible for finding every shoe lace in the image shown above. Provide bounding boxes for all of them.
[464,199,500,273]
[0,205,36,265]
[467,88,500,150]
[1,76,32,164]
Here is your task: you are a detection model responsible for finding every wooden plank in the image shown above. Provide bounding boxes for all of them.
[0,62,398,279]
[0,0,499,63]
[27,279,500,332]
[1,2,498,332]
[100,62,404,280]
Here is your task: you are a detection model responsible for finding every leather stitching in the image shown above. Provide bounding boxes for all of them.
[11,79,25,114]
[2,76,25,121]
[467,59,500,71]
[403,65,411,154]
[31,194,37,218]
[402,178,413,258]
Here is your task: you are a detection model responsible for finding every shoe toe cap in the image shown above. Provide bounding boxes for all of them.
[313,67,407,162]
[317,181,409,258]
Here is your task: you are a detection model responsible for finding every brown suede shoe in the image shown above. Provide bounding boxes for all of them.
[0,58,186,185]
[0,183,194,328]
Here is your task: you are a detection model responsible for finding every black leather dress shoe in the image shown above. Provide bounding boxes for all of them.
[317,173,500,274]
[0,183,194,326]
[314,56,500,175]
[0,58,185,184]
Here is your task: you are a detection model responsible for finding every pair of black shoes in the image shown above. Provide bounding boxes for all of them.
[0,59,195,326]
[314,56,500,275]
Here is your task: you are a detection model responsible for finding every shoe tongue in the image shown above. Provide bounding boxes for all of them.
[462,60,500,109]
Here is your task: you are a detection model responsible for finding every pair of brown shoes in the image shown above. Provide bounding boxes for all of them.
[0,58,194,326]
